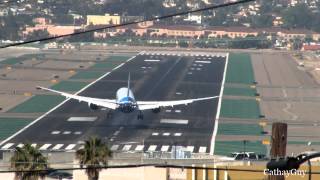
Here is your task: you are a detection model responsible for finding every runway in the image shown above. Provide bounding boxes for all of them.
[0,52,228,154]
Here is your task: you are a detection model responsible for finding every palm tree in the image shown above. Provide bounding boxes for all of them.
[76,137,112,180]
[10,143,48,180]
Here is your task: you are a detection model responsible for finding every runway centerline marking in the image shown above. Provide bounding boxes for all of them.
[160,119,188,125]
[195,60,211,64]
[144,59,160,62]
[51,131,60,135]
[0,54,139,147]
[67,117,97,122]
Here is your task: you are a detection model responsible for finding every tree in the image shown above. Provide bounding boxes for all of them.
[281,4,313,29]
[10,143,48,180]
[76,137,112,180]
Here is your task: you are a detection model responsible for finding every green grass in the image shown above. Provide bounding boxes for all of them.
[226,53,255,84]
[0,118,33,140]
[105,56,130,62]
[0,54,43,65]
[218,123,263,136]
[92,62,122,69]
[51,81,88,91]
[288,141,320,145]
[224,87,257,97]
[8,95,65,113]
[215,141,266,156]
[220,99,261,119]
[70,71,105,79]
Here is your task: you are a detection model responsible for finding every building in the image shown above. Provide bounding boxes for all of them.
[86,14,121,26]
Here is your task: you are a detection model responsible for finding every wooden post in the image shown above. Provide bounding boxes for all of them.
[269,122,287,180]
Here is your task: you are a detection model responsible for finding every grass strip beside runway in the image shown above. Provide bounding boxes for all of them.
[0,54,43,65]
[51,81,88,91]
[0,118,34,140]
[8,95,65,113]
[218,123,263,136]
[226,53,255,84]
[224,87,257,97]
[70,71,105,79]
[215,141,266,156]
[220,99,261,119]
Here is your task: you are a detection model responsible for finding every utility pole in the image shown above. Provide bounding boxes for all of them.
[269,122,287,180]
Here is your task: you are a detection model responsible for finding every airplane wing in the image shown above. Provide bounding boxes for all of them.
[37,86,118,110]
[137,96,219,110]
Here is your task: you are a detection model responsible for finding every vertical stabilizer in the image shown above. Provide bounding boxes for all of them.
[127,72,130,97]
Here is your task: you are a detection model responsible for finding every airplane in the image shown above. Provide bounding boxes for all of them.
[37,73,219,120]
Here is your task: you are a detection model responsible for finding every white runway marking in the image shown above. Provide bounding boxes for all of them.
[144,59,160,62]
[161,145,169,152]
[148,145,157,151]
[210,53,229,155]
[51,131,60,135]
[63,131,71,135]
[165,109,172,112]
[111,145,119,151]
[52,144,64,150]
[123,145,132,151]
[187,146,194,153]
[65,144,76,150]
[160,119,188,125]
[174,133,182,136]
[39,144,52,150]
[17,144,24,148]
[163,132,170,136]
[174,110,181,113]
[67,117,97,122]
[2,143,14,149]
[135,145,144,151]
[195,60,211,64]
[74,131,82,135]
[152,132,159,136]
[175,92,182,95]
[199,146,207,153]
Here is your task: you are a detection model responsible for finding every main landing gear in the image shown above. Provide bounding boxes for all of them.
[107,111,113,118]
[137,111,144,120]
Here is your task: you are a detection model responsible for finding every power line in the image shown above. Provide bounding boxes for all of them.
[2,163,320,174]
[0,0,256,49]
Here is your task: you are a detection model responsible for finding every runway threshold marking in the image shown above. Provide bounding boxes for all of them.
[0,53,139,147]
[135,145,144,151]
[210,53,229,155]
[1,143,14,149]
[39,144,51,150]
[65,144,76,150]
[111,145,119,151]
[199,146,207,153]
[187,146,194,153]
[161,145,169,152]
[67,117,97,122]
[160,119,188,125]
[148,145,157,151]
[52,144,64,150]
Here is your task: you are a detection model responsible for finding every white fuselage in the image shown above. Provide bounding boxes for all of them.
[116,87,137,113]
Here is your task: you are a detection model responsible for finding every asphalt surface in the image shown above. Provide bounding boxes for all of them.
[0,52,227,154]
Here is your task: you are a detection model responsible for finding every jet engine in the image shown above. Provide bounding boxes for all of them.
[152,107,161,113]
[88,103,99,110]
